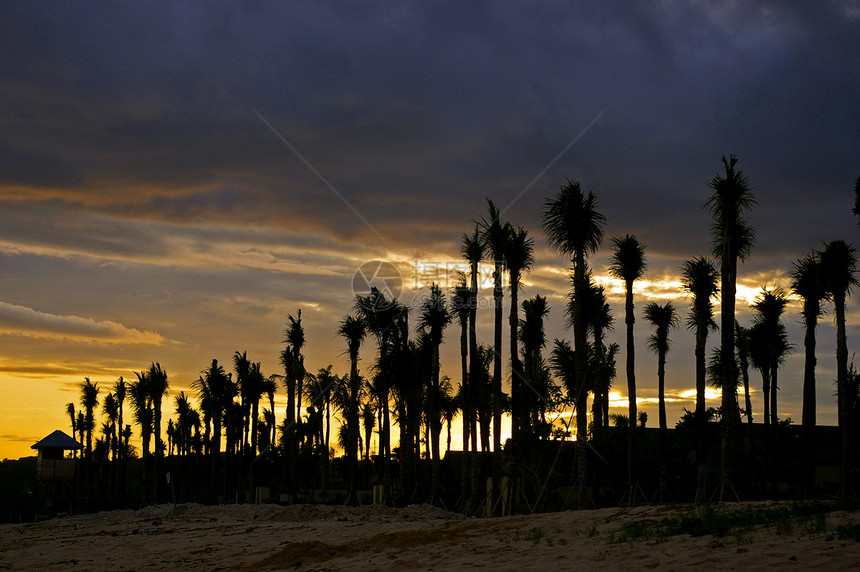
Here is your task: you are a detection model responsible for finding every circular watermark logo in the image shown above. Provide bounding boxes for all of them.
[352,260,402,311]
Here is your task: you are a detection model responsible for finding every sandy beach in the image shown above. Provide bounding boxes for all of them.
[2,501,859,571]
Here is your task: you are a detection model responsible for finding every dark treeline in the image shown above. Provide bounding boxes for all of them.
[37,160,860,517]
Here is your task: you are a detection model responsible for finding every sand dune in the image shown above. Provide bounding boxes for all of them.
[1,502,859,570]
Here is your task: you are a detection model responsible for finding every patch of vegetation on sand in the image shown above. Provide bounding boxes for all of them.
[606,498,860,545]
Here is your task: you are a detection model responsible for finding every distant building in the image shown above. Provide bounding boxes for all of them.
[31,430,82,480]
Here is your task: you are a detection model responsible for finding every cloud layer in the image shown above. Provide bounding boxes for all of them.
[1,1,859,458]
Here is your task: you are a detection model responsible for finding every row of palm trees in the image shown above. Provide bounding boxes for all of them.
[63,158,859,509]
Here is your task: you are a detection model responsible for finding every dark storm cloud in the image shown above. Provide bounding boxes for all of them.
[1,1,858,255]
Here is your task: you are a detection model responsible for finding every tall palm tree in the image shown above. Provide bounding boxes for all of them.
[705,154,756,492]
[477,199,508,454]
[520,295,550,436]
[174,391,194,457]
[734,323,754,424]
[128,375,152,504]
[643,301,679,438]
[609,234,647,494]
[680,257,720,428]
[113,377,126,461]
[66,403,77,456]
[751,287,791,426]
[282,311,305,491]
[102,392,118,462]
[338,313,365,502]
[193,359,233,502]
[549,338,578,427]
[80,378,100,463]
[575,278,613,436]
[461,226,484,502]
[542,179,606,490]
[284,312,305,430]
[362,401,375,461]
[234,351,252,454]
[504,224,534,441]
[746,321,771,421]
[820,239,859,492]
[452,279,472,498]
[418,283,452,503]
[791,250,830,491]
[146,362,168,501]
[76,412,85,454]
[246,362,265,456]
[355,288,408,502]
[262,375,279,447]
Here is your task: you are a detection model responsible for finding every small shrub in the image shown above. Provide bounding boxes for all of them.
[836,523,860,542]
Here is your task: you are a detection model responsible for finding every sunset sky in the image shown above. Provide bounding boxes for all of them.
[2,1,859,460]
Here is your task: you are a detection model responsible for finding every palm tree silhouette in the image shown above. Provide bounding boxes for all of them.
[304,365,337,488]
[452,279,472,499]
[644,301,678,439]
[751,287,791,427]
[113,376,126,496]
[734,323,753,424]
[146,362,168,501]
[790,250,830,492]
[80,377,100,464]
[680,257,719,441]
[338,313,365,503]
[542,179,606,495]
[66,403,77,457]
[247,362,265,456]
[440,377,458,455]
[549,338,577,431]
[478,199,508,455]
[418,283,452,503]
[76,411,85,456]
[103,392,118,463]
[504,224,534,442]
[193,359,233,502]
[705,154,756,496]
[262,375,279,447]
[820,239,859,493]
[461,226,484,505]
[520,295,550,436]
[234,351,251,454]
[355,287,408,503]
[577,278,613,436]
[609,234,647,498]
[281,311,305,492]
[361,401,375,462]
[128,375,152,504]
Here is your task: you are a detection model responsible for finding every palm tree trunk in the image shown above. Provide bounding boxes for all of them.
[719,257,739,492]
[469,261,481,507]
[492,264,503,454]
[801,311,817,494]
[625,281,636,492]
[431,345,442,504]
[835,295,850,493]
[694,323,707,464]
[741,361,753,424]
[573,253,589,492]
[460,316,470,500]
[509,270,521,441]
[154,404,162,503]
[762,371,771,428]
[770,366,778,427]
[658,351,667,434]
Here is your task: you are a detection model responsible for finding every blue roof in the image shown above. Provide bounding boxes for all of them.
[31,430,83,449]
